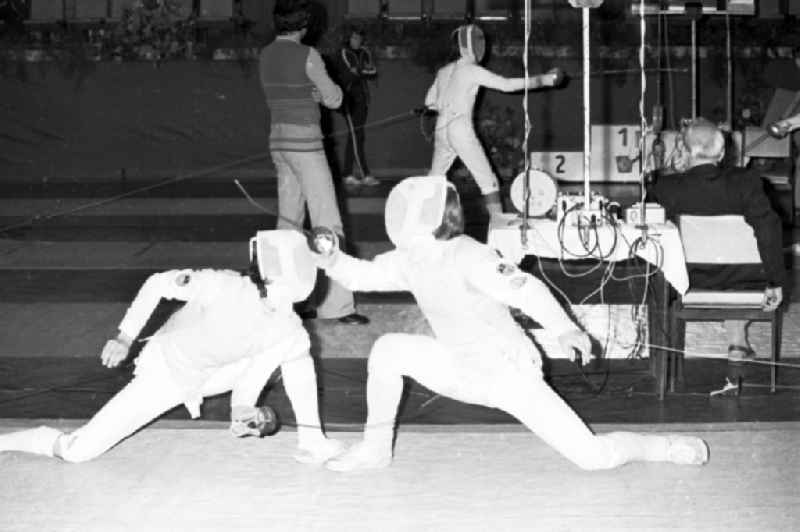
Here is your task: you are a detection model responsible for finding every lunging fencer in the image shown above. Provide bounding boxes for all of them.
[0,230,342,464]
[312,176,710,472]
[424,24,565,215]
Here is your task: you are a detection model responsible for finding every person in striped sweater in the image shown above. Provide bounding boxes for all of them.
[258,0,368,325]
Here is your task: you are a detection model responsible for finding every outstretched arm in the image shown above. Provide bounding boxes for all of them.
[474,65,562,93]
[318,250,409,293]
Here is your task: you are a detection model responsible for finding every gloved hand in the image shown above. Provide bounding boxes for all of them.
[557,329,592,366]
[546,67,567,88]
[307,226,340,269]
[762,286,783,312]
[100,334,132,368]
[767,120,792,139]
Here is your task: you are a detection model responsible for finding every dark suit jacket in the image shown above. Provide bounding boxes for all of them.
[648,163,786,290]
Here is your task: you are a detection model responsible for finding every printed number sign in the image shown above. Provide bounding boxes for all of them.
[528,151,584,182]
[530,125,645,182]
[589,124,643,182]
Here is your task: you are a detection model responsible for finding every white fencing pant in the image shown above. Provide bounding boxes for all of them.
[0,342,328,463]
[272,149,355,319]
[362,333,674,471]
[429,116,500,196]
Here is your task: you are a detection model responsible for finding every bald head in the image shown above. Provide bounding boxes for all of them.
[681,118,725,165]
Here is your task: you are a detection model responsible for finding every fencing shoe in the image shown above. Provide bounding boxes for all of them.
[293,438,345,465]
[325,440,392,472]
[343,175,361,187]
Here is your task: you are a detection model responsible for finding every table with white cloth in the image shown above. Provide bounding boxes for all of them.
[488,213,690,399]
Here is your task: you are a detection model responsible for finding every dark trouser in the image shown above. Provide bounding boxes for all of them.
[343,93,369,177]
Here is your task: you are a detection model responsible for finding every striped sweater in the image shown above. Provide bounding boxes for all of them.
[259,37,342,152]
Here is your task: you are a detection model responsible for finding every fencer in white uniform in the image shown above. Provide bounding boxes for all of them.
[425,24,563,214]
[0,230,343,464]
[313,176,709,472]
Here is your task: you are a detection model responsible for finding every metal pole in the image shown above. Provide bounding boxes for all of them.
[657,13,662,108]
[639,0,647,227]
[691,18,697,119]
[726,14,732,127]
[583,7,591,209]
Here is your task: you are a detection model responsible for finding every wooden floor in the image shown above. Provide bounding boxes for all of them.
[1,423,798,532]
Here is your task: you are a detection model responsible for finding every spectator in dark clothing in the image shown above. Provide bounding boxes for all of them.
[648,118,785,369]
[336,26,379,188]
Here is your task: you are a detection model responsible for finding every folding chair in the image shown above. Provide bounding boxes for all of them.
[669,215,783,393]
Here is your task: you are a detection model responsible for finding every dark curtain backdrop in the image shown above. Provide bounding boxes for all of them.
[0,52,723,181]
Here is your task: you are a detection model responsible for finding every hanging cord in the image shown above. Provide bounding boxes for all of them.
[637,0,648,232]
[725,13,732,127]
[664,16,676,131]
[581,7,591,210]
[657,13,662,118]
[519,0,533,247]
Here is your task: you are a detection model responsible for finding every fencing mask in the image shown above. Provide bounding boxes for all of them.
[456,24,485,63]
[385,176,450,249]
[249,229,316,303]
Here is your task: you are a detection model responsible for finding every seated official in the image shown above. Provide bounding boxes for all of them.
[647,118,785,379]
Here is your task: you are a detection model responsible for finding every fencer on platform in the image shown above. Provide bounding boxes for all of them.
[312,176,709,473]
[0,230,342,464]
[424,24,564,215]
